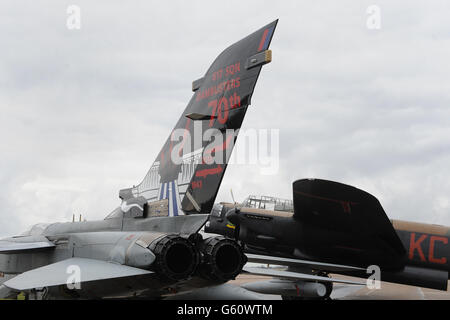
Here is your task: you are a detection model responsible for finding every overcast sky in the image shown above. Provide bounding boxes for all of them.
[1,1,449,236]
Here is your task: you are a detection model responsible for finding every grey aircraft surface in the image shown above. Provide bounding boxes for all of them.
[0,20,366,300]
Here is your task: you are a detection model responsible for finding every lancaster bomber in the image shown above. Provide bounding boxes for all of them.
[206,180,450,299]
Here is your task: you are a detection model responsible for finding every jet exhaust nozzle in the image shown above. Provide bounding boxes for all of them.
[198,236,247,282]
[148,234,200,281]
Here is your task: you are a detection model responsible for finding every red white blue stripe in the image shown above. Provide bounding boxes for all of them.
[258,26,274,52]
[158,181,183,216]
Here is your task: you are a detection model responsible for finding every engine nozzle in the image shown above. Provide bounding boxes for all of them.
[149,234,200,281]
[198,236,247,282]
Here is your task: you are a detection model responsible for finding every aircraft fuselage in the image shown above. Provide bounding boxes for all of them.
[206,202,450,290]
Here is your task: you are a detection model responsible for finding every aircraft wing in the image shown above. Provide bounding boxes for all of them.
[241,264,364,299]
[243,266,364,285]
[0,236,55,253]
[4,258,152,291]
[240,253,366,299]
[246,253,365,273]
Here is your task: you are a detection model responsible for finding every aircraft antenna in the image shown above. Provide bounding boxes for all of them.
[230,189,236,205]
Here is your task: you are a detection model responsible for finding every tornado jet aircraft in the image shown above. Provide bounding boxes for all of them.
[0,20,288,300]
[206,179,450,299]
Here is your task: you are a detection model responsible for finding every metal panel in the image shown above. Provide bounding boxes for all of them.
[4,257,152,291]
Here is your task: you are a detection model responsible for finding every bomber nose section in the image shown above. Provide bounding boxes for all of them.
[205,204,239,239]
[225,207,240,226]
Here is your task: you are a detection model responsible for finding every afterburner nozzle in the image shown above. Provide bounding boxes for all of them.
[198,236,247,282]
[147,234,200,281]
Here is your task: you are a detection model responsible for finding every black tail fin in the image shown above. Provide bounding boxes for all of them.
[128,20,278,216]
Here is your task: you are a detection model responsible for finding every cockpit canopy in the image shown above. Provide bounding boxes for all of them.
[241,195,293,212]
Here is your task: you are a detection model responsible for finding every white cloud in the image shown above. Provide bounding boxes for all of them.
[0,1,449,236]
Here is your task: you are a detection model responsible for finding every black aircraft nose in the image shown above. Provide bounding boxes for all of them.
[225,207,241,225]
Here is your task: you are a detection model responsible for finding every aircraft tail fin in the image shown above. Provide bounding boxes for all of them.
[123,20,278,216]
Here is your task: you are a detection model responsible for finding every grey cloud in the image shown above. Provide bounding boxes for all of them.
[1,1,450,236]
